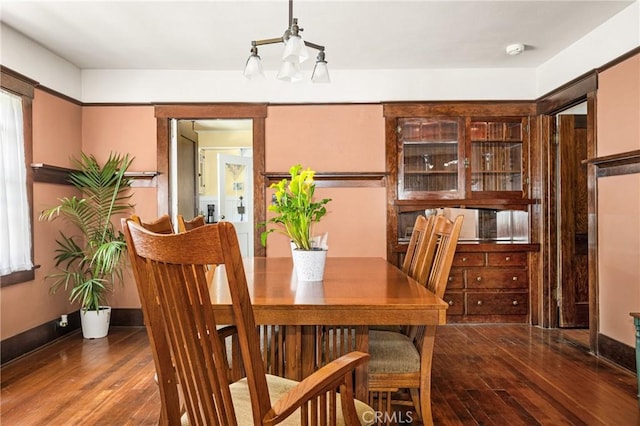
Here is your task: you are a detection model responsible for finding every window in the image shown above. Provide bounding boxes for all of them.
[0,68,35,286]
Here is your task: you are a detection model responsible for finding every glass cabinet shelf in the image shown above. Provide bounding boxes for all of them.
[470,120,523,193]
[396,116,527,199]
[399,118,461,196]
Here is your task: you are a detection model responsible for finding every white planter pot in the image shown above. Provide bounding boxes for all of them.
[292,249,327,281]
[80,306,111,339]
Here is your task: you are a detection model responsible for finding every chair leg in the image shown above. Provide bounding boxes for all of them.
[409,388,421,419]
[419,389,433,426]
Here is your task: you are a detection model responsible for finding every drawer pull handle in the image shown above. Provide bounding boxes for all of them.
[448,277,453,281]
[448,300,454,306]
[462,257,468,262]
[476,276,482,282]
[477,300,483,305]
[505,256,511,261]
[512,276,518,281]
[512,300,519,306]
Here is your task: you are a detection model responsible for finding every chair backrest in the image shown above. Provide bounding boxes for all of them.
[407,214,464,351]
[401,215,435,281]
[124,215,181,423]
[130,214,174,234]
[177,214,206,232]
[422,215,464,298]
[176,214,217,283]
[123,220,270,425]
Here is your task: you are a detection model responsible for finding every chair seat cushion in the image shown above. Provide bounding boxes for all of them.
[198,374,375,425]
[369,325,403,333]
[368,330,420,374]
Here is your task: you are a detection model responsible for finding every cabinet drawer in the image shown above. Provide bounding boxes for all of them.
[466,292,528,315]
[452,252,485,267]
[443,292,464,315]
[487,252,527,267]
[446,269,464,289]
[466,268,528,289]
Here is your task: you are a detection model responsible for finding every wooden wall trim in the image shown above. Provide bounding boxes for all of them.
[154,103,268,118]
[1,66,37,98]
[536,72,597,115]
[31,163,159,187]
[264,172,387,188]
[0,308,143,365]
[597,333,637,373]
[585,149,640,177]
[383,101,536,118]
[153,103,268,256]
[586,93,599,353]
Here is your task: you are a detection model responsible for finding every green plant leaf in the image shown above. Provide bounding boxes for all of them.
[258,164,331,250]
[39,152,134,310]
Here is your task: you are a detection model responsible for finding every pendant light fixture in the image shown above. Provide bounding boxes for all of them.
[243,0,330,83]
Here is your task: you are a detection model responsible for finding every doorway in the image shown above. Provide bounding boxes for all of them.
[556,104,589,328]
[172,119,253,256]
[154,103,268,256]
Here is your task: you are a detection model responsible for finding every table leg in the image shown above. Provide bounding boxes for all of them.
[354,326,369,402]
[285,325,302,381]
[301,325,317,379]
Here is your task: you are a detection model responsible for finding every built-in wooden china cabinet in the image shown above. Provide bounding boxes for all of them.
[384,102,540,323]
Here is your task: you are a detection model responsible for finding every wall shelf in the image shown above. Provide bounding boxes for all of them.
[584,150,640,177]
[31,163,159,187]
[264,172,388,188]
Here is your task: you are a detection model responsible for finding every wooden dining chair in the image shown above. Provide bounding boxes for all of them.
[130,214,174,234]
[369,214,435,334]
[367,214,464,425]
[177,214,206,232]
[130,213,241,420]
[402,214,435,278]
[122,219,374,425]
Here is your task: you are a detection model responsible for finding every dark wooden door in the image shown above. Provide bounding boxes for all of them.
[558,114,589,328]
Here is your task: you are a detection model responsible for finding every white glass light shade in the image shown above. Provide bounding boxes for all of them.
[277,60,303,82]
[243,54,264,79]
[282,35,310,63]
[311,61,330,83]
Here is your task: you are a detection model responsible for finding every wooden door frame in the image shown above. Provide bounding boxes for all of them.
[535,72,597,350]
[154,104,268,256]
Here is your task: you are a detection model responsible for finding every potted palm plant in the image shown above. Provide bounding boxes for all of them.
[261,164,331,281]
[40,152,134,338]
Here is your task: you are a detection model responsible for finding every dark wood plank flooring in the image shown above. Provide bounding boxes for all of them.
[1,325,638,425]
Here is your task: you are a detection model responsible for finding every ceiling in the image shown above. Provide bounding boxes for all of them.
[0,0,635,73]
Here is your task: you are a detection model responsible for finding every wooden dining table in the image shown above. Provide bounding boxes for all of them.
[209,257,448,400]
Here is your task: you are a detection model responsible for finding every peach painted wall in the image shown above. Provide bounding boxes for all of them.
[82,106,157,170]
[596,53,640,347]
[266,105,385,172]
[1,89,82,339]
[82,106,157,308]
[264,105,387,258]
[596,54,640,156]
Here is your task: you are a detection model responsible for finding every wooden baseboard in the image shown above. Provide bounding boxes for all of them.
[110,308,144,327]
[597,333,637,373]
[1,308,144,365]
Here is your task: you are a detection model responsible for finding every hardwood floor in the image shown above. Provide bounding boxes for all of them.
[1,325,638,425]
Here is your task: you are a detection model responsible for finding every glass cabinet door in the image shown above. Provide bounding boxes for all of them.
[398,118,462,199]
[469,119,523,194]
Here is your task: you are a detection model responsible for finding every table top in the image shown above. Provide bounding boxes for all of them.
[209,257,448,326]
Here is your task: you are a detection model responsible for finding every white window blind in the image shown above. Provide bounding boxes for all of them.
[0,88,33,275]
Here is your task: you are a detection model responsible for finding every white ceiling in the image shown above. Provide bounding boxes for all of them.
[0,0,635,73]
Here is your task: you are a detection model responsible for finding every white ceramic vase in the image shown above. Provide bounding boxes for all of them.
[291,248,327,281]
[80,306,111,339]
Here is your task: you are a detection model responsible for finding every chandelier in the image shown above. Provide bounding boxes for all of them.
[243,0,330,83]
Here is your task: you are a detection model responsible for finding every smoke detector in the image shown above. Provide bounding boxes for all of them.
[506,43,525,56]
